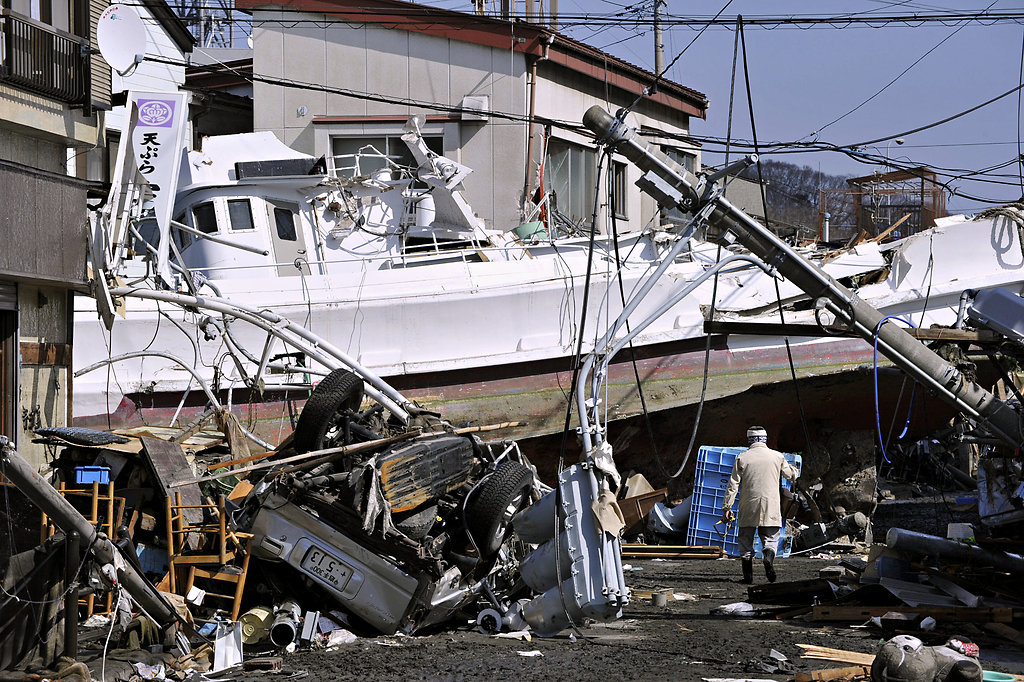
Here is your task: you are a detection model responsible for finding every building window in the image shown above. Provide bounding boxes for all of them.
[331,135,443,177]
[663,146,696,173]
[611,162,628,220]
[273,207,297,241]
[192,202,218,234]
[660,147,698,227]
[227,199,255,232]
[545,138,597,226]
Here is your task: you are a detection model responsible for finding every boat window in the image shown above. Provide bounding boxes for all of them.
[273,207,297,241]
[192,202,218,234]
[175,227,192,250]
[227,199,255,232]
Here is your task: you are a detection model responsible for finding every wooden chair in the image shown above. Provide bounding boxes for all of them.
[165,493,251,620]
[184,544,251,621]
[41,481,124,617]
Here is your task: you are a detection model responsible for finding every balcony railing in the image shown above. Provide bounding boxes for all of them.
[0,9,88,105]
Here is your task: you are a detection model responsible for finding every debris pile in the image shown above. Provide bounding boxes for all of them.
[0,367,630,678]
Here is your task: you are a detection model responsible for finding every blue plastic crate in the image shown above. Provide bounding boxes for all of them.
[75,466,110,485]
[685,446,801,558]
[135,543,169,575]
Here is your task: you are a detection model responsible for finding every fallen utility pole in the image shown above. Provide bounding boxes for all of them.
[0,437,181,633]
[583,105,1024,449]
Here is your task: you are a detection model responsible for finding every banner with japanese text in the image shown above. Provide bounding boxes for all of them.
[130,91,189,286]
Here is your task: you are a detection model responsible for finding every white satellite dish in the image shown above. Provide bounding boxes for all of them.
[97,4,147,76]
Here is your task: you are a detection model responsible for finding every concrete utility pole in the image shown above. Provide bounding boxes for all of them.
[654,0,665,74]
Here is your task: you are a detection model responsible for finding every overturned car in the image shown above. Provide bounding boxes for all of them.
[239,367,623,637]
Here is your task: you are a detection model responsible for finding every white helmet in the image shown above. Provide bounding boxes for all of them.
[747,426,768,443]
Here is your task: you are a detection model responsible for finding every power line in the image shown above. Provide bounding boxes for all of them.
[137,3,1024,28]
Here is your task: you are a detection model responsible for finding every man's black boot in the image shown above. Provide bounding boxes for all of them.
[763,549,777,583]
[741,558,754,584]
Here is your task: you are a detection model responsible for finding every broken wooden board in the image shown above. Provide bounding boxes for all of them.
[810,605,1019,623]
[794,665,871,681]
[140,436,204,534]
[796,644,874,666]
[621,544,724,559]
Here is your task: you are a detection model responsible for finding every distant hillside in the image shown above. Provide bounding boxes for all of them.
[738,160,854,239]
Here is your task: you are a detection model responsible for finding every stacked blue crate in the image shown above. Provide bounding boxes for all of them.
[685,446,802,558]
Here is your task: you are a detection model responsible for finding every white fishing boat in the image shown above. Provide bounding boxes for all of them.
[74,113,1024,443]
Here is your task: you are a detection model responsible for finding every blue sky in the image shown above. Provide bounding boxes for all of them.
[424,0,1024,214]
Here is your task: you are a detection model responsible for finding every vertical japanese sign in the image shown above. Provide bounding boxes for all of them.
[130,91,188,286]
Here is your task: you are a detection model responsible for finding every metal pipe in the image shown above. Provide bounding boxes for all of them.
[169,219,270,256]
[106,286,414,423]
[270,600,301,646]
[64,530,79,659]
[0,438,180,631]
[886,528,1024,573]
[583,105,1024,449]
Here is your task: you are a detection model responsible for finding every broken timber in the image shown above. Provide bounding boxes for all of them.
[810,605,1022,623]
[620,544,724,559]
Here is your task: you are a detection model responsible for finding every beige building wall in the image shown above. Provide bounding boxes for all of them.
[253,11,529,229]
[16,285,72,470]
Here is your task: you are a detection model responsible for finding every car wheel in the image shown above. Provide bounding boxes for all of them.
[293,368,364,453]
[467,461,533,557]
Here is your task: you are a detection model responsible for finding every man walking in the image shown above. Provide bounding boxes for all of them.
[722,426,800,584]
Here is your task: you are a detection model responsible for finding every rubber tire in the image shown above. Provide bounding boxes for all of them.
[293,368,365,453]
[466,461,534,557]
[393,504,438,540]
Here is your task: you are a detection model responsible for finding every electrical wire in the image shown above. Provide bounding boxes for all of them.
[1018,27,1024,196]
[812,0,997,137]
[873,315,917,464]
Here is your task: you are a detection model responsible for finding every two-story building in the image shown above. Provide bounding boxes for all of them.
[0,0,113,467]
[233,0,707,233]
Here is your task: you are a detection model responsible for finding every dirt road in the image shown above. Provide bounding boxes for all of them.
[223,554,1024,681]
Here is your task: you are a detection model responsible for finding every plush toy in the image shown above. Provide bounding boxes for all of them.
[871,635,982,682]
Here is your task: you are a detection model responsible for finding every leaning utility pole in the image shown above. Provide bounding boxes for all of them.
[654,0,665,74]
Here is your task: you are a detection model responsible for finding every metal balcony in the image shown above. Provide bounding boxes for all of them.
[0,9,88,105]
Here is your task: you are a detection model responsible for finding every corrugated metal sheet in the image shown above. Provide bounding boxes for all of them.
[0,283,16,311]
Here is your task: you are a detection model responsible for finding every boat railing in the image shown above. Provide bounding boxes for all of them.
[325,147,410,181]
[173,234,662,278]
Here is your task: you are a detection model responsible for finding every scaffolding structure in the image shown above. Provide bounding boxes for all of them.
[820,167,945,243]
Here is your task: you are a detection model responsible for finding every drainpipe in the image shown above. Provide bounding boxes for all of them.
[523,36,554,220]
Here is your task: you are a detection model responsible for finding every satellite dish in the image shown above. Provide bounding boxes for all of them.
[97,4,147,76]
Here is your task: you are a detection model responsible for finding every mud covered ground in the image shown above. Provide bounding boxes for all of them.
[212,554,1024,682]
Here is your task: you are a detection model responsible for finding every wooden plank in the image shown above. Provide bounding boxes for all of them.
[811,605,1017,623]
[19,341,73,366]
[140,436,204,534]
[869,213,911,243]
[796,644,874,666]
[795,665,871,681]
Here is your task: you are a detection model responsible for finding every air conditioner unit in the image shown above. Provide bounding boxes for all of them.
[460,95,489,122]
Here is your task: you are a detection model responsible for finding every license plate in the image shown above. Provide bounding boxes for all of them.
[300,546,353,590]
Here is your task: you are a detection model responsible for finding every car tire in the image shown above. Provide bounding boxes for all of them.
[467,461,533,557]
[394,504,438,540]
[293,368,364,453]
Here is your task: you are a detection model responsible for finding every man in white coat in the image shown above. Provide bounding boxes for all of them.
[722,426,800,584]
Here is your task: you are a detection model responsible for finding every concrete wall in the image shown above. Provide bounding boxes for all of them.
[252,11,701,232]
[0,84,103,149]
[16,284,72,470]
[253,10,529,229]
